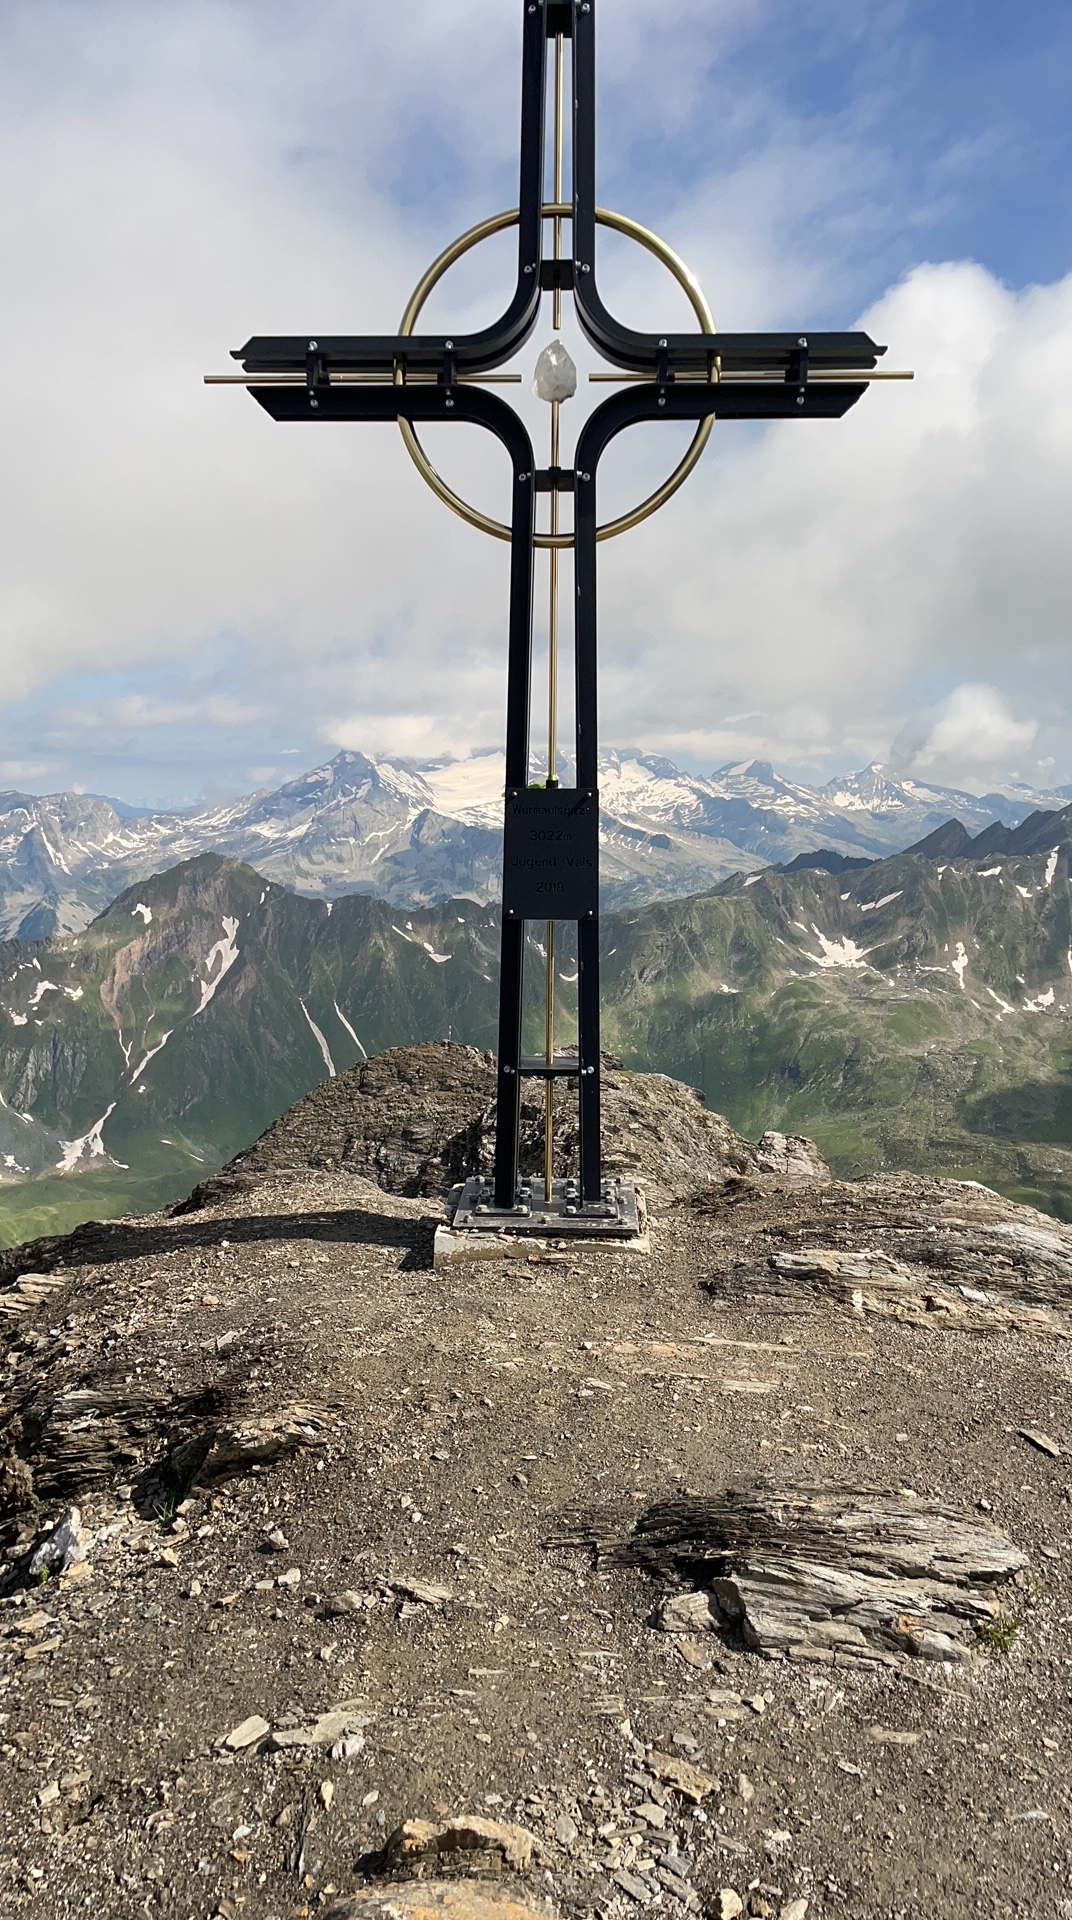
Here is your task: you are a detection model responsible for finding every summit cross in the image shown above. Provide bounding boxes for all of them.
[210,0,904,1240]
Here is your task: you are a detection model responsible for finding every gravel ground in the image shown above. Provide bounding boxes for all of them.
[1,1053,1070,1920]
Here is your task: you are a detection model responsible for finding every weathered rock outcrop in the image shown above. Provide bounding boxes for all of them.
[222,1041,830,1207]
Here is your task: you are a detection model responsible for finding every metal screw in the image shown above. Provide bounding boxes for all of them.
[518,473,529,482]
[445,339,453,349]
[580,262,590,272]
[309,340,318,350]
[798,336,808,347]
[445,397,454,407]
[524,263,534,274]
[310,398,319,409]
[580,471,590,482]
[659,338,667,347]
[581,3,590,11]
[796,394,804,405]
[658,396,666,406]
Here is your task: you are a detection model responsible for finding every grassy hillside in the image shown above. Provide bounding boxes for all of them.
[1,839,1071,1241]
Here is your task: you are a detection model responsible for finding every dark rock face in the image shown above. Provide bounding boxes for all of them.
[223,1041,826,1205]
[227,1043,499,1197]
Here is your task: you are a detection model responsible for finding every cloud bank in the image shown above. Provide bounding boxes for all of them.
[0,0,1068,803]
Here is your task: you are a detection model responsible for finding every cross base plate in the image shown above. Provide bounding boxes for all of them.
[449,1175,641,1238]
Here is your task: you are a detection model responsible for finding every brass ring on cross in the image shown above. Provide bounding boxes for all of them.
[396,202,715,547]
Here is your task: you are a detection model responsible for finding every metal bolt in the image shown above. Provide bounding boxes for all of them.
[580,262,590,272]
[445,397,454,408]
[518,473,529,482]
[798,336,808,347]
[659,338,667,347]
[309,340,318,350]
[310,398,319,409]
[524,263,534,274]
[580,471,590,482]
[796,394,804,405]
[658,396,666,406]
[445,339,453,349]
[581,3,590,11]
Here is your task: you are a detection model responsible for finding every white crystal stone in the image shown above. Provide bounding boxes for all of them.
[532,339,577,403]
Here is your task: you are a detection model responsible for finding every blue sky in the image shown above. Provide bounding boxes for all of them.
[0,0,1069,806]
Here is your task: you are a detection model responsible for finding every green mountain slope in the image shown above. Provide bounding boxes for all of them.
[1,837,1071,1242]
[600,844,1072,1214]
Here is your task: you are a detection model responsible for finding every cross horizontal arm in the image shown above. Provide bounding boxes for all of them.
[574,379,866,480]
[248,377,535,464]
[232,329,885,381]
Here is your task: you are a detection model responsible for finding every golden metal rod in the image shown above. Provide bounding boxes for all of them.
[587,369,914,383]
[204,372,523,385]
[552,33,565,331]
[544,394,561,1197]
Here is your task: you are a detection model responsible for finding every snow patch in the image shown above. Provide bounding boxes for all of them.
[744,874,762,887]
[986,986,1015,1018]
[333,1000,366,1058]
[57,1101,118,1172]
[422,941,451,964]
[1016,884,1033,899]
[28,979,59,1007]
[300,1000,336,1077]
[130,1031,173,1083]
[1045,847,1060,886]
[858,891,903,913]
[951,942,968,990]
[1023,986,1056,1013]
[10,1012,26,1026]
[132,902,152,924]
[807,927,873,970]
[195,918,240,1016]
[977,867,1003,878]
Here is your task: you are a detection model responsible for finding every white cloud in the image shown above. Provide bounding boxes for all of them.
[0,2,1068,800]
[890,684,1039,791]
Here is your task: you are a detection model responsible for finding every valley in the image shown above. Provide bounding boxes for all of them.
[0,795,1071,1241]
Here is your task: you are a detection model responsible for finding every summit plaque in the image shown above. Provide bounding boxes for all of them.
[503,786,598,922]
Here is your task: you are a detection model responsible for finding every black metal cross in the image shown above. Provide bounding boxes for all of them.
[219,0,886,1230]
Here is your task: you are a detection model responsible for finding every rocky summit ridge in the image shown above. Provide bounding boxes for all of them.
[0,1045,1070,1919]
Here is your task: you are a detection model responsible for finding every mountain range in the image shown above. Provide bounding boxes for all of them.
[2,792,1072,1244]
[1,746,1068,941]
